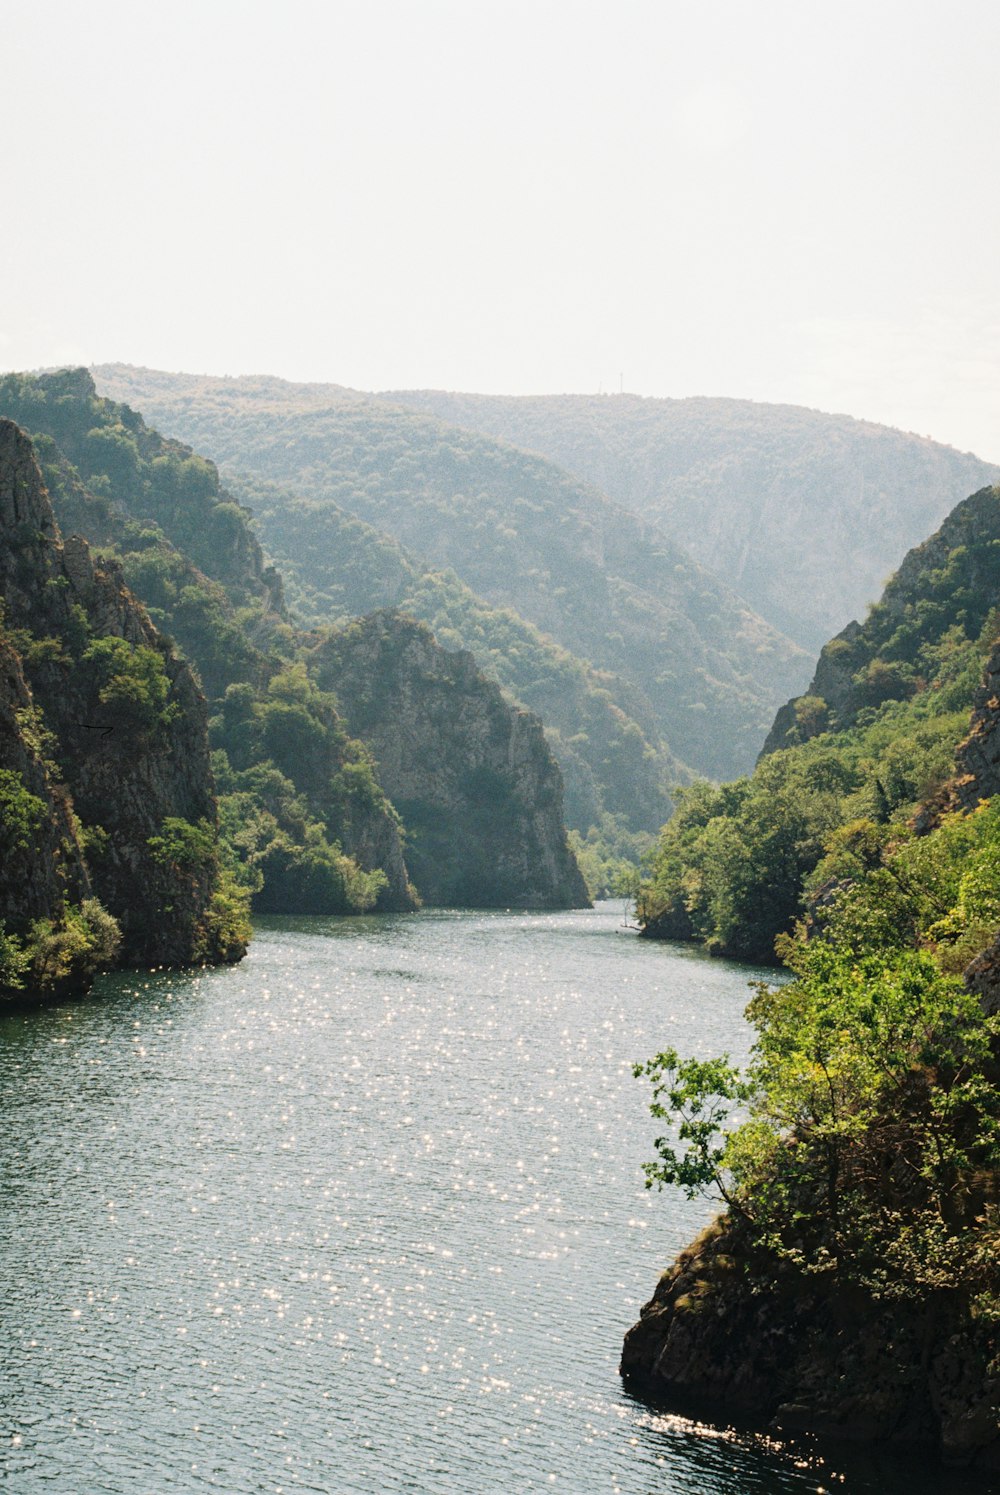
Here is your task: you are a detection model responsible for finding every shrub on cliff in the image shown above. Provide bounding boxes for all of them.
[640,936,1000,1298]
[633,786,1000,1447]
[0,899,122,1004]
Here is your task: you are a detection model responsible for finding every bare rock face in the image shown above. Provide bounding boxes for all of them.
[621,1218,1000,1470]
[953,639,1000,812]
[311,611,590,909]
[0,419,237,967]
[964,936,1000,1016]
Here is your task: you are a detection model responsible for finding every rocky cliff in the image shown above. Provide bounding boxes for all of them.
[0,419,245,983]
[310,611,590,908]
[620,1216,1000,1470]
[0,372,416,920]
[953,637,1000,811]
[625,608,1000,1466]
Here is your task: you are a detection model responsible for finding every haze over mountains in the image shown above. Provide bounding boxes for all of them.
[382,390,1000,651]
[92,365,811,805]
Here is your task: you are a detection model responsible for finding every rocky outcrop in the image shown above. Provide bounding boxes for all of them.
[761,621,862,755]
[0,419,242,968]
[311,611,590,908]
[963,936,1000,1016]
[952,638,1000,811]
[621,1218,1000,1470]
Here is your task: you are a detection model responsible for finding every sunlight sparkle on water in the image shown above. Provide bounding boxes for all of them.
[0,907,975,1494]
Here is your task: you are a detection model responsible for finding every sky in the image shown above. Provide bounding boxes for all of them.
[5,0,1000,460]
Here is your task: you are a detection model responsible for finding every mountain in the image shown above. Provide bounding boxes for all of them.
[380,389,1000,652]
[219,469,679,840]
[639,482,1000,960]
[763,483,1000,752]
[91,366,810,789]
[625,486,1000,1468]
[3,371,587,914]
[0,419,248,1001]
[0,369,415,916]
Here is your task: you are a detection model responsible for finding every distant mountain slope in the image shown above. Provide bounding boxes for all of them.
[640,480,1000,960]
[223,469,680,836]
[380,390,1000,651]
[92,366,809,783]
[763,483,1000,753]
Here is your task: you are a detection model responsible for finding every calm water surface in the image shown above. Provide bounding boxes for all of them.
[0,906,987,1493]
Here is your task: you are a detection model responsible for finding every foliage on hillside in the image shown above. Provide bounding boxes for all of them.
[90,366,809,785]
[0,418,250,996]
[0,635,123,1003]
[629,780,1000,1453]
[765,485,1000,751]
[639,486,1000,961]
[383,388,1000,652]
[0,373,412,915]
[226,470,680,837]
[629,634,1000,1453]
[210,665,394,914]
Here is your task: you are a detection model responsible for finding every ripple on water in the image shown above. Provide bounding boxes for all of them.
[0,906,982,1493]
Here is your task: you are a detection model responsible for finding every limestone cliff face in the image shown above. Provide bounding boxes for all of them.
[761,621,862,755]
[621,1218,1000,1470]
[311,611,590,909]
[0,419,239,967]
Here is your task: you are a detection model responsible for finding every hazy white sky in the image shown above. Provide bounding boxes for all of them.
[6,0,1000,459]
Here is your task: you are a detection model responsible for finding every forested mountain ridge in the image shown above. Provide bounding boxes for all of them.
[0,370,414,916]
[380,388,1000,651]
[0,419,248,1001]
[223,469,680,841]
[3,371,586,917]
[91,365,810,787]
[639,482,1000,961]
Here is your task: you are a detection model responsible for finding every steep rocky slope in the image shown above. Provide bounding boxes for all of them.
[10,372,585,915]
[641,483,1000,959]
[953,638,1000,811]
[383,389,1000,651]
[225,470,679,837]
[311,612,589,908]
[0,418,247,993]
[0,637,92,946]
[626,487,1000,1467]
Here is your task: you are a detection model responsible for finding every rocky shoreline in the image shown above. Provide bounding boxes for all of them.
[621,1218,1000,1472]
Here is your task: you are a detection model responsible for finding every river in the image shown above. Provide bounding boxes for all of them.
[0,905,986,1493]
